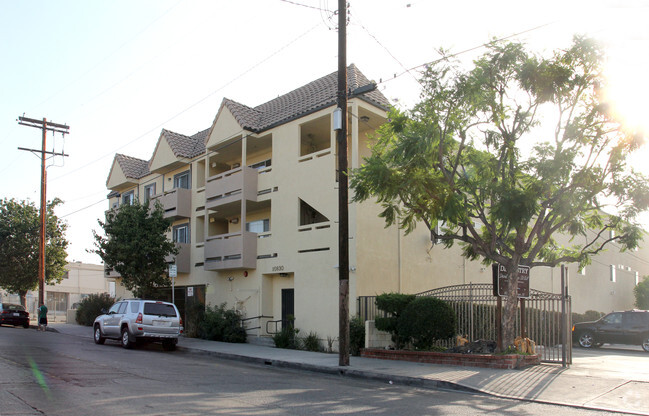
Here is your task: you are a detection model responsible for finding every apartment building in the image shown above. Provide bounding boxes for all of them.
[104,64,649,345]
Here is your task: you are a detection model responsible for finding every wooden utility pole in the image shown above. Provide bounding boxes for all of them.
[17,116,69,306]
[336,0,350,366]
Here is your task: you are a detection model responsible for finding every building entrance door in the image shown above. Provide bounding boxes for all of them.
[281,288,294,326]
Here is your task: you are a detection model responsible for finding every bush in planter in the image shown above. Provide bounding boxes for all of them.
[349,316,365,356]
[374,293,416,349]
[75,293,115,326]
[398,297,456,350]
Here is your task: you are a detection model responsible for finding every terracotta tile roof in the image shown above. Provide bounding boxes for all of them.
[161,128,207,159]
[115,154,149,179]
[223,64,389,133]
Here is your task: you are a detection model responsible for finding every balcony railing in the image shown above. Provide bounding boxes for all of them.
[204,231,257,270]
[166,242,190,274]
[205,167,258,210]
[151,188,191,219]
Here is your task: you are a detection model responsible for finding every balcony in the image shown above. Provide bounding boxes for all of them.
[205,167,258,210]
[151,188,191,219]
[204,231,257,270]
[166,243,190,274]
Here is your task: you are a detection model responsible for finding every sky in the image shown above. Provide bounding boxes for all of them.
[1,0,648,265]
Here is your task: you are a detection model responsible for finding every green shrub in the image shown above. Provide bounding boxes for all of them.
[349,316,365,356]
[75,293,115,326]
[374,293,416,349]
[397,297,456,350]
[198,303,246,343]
[302,331,322,352]
[273,325,300,349]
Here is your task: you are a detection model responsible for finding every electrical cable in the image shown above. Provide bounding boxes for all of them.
[377,21,556,87]
[49,21,324,184]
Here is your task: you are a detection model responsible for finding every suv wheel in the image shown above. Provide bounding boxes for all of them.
[579,331,595,348]
[121,327,134,349]
[94,325,106,345]
[642,335,649,352]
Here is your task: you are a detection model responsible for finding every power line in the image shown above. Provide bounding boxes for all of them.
[377,21,557,86]
[30,0,185,112]
[49,21,324,184]
[279,0,333,12]
[348,7,421,87]
[59,199,106,218]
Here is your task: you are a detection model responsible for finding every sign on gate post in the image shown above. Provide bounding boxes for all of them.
[492,264,530,298]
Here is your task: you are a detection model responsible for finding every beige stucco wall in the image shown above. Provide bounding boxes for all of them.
[105,95,649,347]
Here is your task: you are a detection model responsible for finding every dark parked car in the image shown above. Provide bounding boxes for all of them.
[0,303,30,328]
[572,310,649,352]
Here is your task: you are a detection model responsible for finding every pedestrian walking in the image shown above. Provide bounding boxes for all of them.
[38,303,48,332]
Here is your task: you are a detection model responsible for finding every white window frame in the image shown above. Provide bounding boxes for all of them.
[122,191,135,206]
[174,171,191,189]
[144,183,156,202]
[173,223,190,244]
[246,219,270,233]
[610,264,616,282]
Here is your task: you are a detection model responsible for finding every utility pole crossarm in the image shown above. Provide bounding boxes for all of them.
[18,116,70,134]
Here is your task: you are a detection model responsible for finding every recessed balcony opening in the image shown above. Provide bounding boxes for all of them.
[247,134,272,171]
[300,115,331,157]
[208,135,243,177]
[208,214,229,236]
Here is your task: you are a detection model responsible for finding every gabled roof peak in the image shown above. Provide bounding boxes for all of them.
[220,64,389,133]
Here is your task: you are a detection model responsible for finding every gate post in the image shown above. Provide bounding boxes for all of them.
[520,298,526,339]
[561,265,568,367]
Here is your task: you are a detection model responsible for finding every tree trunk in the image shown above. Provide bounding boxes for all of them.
[501,270,519,349]
[19,290,27,308]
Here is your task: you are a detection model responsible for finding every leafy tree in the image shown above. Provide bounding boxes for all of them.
[351,37,649,349]
[0,198,68,306]
[634,277,649,309]
[92,200,177,298]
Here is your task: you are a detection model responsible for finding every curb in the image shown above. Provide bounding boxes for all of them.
[175,345,482,395]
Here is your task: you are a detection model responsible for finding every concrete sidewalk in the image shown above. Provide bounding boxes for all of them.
[48,323,649,415]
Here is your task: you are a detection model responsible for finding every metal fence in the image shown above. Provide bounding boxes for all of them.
[358,283,571,365]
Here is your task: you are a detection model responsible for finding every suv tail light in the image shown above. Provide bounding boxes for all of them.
[135,313,143,324]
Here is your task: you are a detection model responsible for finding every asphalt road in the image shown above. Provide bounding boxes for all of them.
[0,326,630,416]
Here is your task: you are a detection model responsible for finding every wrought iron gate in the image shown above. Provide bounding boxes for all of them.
[358,283,571,365]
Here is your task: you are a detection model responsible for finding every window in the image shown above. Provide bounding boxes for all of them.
[173,224,190,243]
[602,313,622,325]
[108,303,120,314]
[246,219,270,233]
[130,301,140,313]
[117,302,128,314]
[174,171,191,189]
[249,159,271,169]
[144,184,156,202]
[610,264,616,282]
[122,191,135,205]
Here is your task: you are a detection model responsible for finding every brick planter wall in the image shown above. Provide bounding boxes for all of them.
[361,348,540,370]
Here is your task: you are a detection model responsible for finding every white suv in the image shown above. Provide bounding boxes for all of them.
[93,299,183,351]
